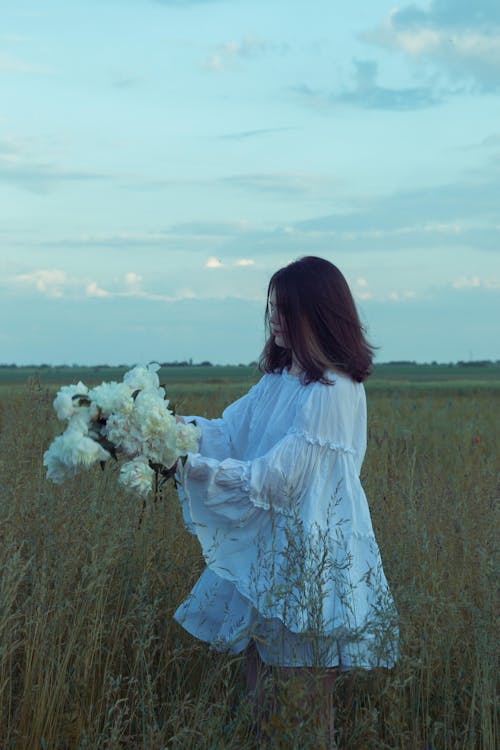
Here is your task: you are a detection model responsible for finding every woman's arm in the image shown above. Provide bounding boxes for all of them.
[176,378,264,461]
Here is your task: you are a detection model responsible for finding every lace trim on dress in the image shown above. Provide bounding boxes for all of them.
[205,462,249,500]
[205,461,276,515]
[288,427,356,455]
[248,492,271,511]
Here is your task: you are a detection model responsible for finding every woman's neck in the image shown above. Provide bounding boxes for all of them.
[288,358,302,376]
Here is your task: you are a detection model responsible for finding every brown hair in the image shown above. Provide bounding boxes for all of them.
[259,256,375,383]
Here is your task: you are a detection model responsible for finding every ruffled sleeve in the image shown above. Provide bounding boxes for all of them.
[182,378,264,460]
[181,416,230,461]
[184,432,314,521]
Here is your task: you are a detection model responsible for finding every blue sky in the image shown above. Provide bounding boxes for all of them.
[1,0,499,365]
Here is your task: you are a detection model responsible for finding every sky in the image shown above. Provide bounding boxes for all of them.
[1,0,499,366]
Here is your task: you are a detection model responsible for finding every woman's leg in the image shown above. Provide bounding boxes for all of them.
[245,642,339,747]
[244,641,273,728]
[274,664,339,749]
[318,668,338,749]
[245,640,260,695]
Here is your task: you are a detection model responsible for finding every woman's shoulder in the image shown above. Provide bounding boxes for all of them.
[245,371,283,399]
[299,370,364,419]
[287,370,364,444]
[256,368,363,403]
[254,371,281,389]
[313,369,364,395]
[323,367,359,383]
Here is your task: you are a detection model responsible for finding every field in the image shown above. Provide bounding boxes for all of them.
[0,364,498,748]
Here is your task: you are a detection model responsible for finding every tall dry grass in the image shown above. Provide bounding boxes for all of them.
[0,377,497,749]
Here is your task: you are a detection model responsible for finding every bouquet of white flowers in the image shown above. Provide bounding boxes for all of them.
[43,363,200,499]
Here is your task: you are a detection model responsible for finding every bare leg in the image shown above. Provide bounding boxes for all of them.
[320,669,338,749]
[245,640,260,694]
[274,664,339,749]
[244,641,273,733]
[245,643,339,748]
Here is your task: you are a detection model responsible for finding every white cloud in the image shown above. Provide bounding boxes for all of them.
[452,275,500,289]
[354,277,372,300]
[384,24,442,56]
[387,290,417,302]
[86,281,111,298]
[364,7,500,91]
[203,36,284,72]
[453,275,481,289]
[15,269,69,298]
[351,276,418,303]
[85,281,199,303]
[382,22,500,68]
[204,257,255,269]
[124,272,143,287]
[206,257,223,268]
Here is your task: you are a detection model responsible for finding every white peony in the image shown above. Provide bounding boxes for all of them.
[90,381,134,418]
[53,381,89,421]
[105,412,139,454]
[175,422,201,455]
[157,421,179,468]
[119,456,155,497]
[59,418,110,467]
[123,363,161,392]
[43,440,80,483]
[133,389,170,426]
[134,392,174,443]
[45,362,198,499]
[43,417,109,483]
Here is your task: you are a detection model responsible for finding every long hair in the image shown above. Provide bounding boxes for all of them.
[259,256,375,383]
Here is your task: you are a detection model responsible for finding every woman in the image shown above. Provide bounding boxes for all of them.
[174,256,398,738]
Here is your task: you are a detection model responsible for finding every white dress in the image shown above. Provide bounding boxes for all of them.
[174,370,398,669]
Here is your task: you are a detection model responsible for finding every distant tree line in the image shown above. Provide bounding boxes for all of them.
[377,360,499,367]
[455,360,496,367]
[0,360,498,369]
[0,361,261,369]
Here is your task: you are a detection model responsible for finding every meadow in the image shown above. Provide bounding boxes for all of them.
[0,364,498,749]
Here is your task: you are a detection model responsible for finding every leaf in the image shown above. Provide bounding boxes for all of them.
[148,460,178,489]
[94,436,118,460]
[72,394,91,407]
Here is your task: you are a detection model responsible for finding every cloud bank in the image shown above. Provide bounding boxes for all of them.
[364,0,500,93]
